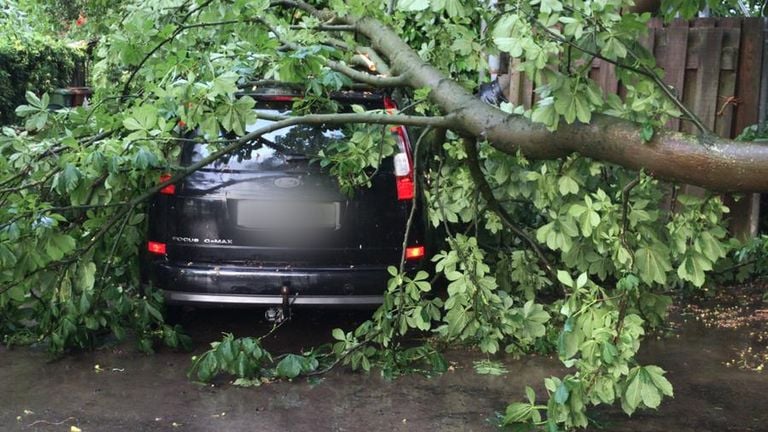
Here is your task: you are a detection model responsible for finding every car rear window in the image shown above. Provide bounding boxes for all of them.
[184,109,347,172]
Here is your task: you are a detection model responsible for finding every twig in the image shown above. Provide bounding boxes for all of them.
[97,203,137,291]
[327,60,407,87]
[289,24,355,31]
[432,143,497,334]
[621,174,642,267]
[462,138,556,279]
[399,126,431,274]
[354,47,392,76]
[26,416,76,428]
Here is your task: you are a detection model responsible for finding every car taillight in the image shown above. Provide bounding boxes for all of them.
[384,97,414,201]
[405,245,425,261]
[396,176,415,200]
[159,173,176,195]
[147,241,167,255]
[259,94,296,102]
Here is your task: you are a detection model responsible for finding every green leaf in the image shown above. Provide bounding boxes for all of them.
[554,382,569,404]
[635,245,672,285]
[557,270,574,287]
[676,252,712,287]
[623,366,673,414]
[123,105,158,131]
[77,262,96,292]
[122,117,143,131]
[644,365,674,397]
[215,96,256,135]
[431,0,465,16]
[641,124,655,142]
[557,318,582,359]
[332,328,346,341]
[211,71,239,97]
[14,104,39,117]
[623,372,643,414]
[398,0,430,11]
[0,244,17,268]
[531,102,559,130]
[60,164,81,193]
[558,175,579,195]
[521,300,550,338]
[525,386,537,404]
[25,112,48,131]
[503,402,533,424]
[696,232,726,262]
[602,36,628,59]
[473,359,508,376]
[640,378,662,408]
[233,377,261,387]
[45,233,76,261]
[133,148,160,170]
[537,0,563,14]
[276,354,304,379]
[25,91,42,107]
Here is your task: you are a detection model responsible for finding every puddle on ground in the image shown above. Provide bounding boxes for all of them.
[1,304,767,432]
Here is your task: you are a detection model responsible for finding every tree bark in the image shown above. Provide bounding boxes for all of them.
[348,16,768,193]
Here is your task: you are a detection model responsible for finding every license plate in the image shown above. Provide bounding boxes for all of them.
[236,201,340,229]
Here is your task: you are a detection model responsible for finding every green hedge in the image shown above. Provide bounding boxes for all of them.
[0,37,82,124]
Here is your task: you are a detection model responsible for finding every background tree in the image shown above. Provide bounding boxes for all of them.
[0,0,764,429]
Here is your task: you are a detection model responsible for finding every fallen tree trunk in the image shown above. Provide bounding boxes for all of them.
[347,16,768,193]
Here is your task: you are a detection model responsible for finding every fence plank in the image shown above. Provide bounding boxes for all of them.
[522,71,534,109]
[596,60,619,95]
[715,21,741,138]
[688,28,724,133]
[694,17,717,28]
[507,57,524,106]
[655,26,689,130]
[733,18,764,137]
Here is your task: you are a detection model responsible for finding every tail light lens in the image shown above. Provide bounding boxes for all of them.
[147,241,167,255]
[159,173,176,195]
[259,94,297,102]
[384,97,414,201]
[405,245,425,261]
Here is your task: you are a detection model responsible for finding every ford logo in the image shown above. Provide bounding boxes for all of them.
[274,177,301,188]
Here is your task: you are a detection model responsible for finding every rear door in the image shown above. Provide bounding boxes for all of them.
[162,98,412,266]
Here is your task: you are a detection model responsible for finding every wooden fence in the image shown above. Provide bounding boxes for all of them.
[504,18,767,237]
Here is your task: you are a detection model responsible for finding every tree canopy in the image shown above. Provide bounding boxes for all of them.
[1,0,765,430]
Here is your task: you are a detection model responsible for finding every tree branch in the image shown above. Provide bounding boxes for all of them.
[399,127,430,273]
[326,60,407,87]
[346,16,768,192]
[289,24,356,31]
[620,174,642,266]
[354,47,392,75]
[462,138,556,278]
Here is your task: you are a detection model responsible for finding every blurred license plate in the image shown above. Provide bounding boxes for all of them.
[237,201,340,229]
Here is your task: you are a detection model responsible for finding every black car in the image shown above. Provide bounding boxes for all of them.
[140,86,426,310]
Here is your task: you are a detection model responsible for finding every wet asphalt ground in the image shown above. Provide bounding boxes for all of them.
[1,306,768,432]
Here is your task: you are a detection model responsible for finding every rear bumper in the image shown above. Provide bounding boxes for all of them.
[141,260,395,306]
[163,291,383,306]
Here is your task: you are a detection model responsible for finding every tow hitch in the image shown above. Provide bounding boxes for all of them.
[265,285,294,323]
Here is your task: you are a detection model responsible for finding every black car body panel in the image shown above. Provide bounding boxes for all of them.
[140,90,425,306]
